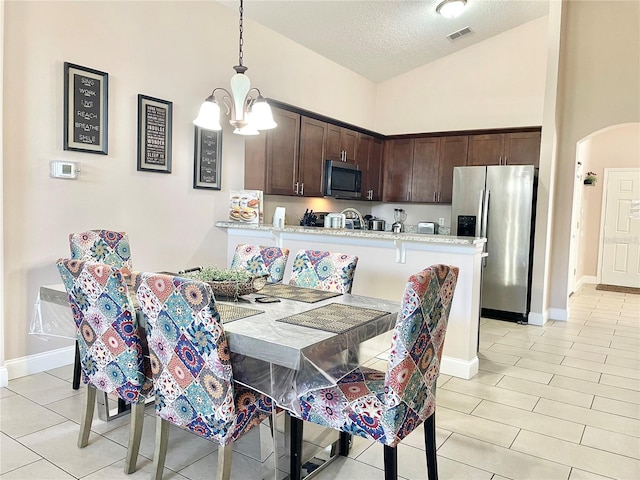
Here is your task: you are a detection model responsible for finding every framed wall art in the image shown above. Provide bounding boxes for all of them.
[63,62,108,154]
[193,126,222,189]
[137,94,172,173]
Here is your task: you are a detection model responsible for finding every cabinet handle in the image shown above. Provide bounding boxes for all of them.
[294,182,299,195]
[504,156,508,165]
[433,192,437,202]
[300,183,304,196]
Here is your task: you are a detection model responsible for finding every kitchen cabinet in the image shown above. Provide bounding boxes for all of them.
[356,134,383,201]
[383,135,468,204]
[468,132,540,167]
[327,124,358,163]
[245,108,327,197]
[382,138,414,202]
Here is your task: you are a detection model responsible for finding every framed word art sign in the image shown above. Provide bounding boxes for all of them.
[193,126,222,190]
[137,95,173,173]
[63,62,108,154]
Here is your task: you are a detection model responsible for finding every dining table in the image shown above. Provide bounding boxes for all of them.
[31,281,400,479]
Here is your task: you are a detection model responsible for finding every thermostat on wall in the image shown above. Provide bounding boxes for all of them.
[50,161,80,179]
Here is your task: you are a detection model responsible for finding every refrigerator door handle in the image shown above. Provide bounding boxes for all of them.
[476,189,485,237]
[481,189,490,238]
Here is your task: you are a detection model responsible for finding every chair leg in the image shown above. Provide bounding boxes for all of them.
[383,445,397,480]
[289,414,304,480]
[424,413,438,480]
[338,432,351,456]
[78,384,96,448]
[124,401,146,474]
[216,444,233,480]
[152,416,169,480]
[72,341,81,390]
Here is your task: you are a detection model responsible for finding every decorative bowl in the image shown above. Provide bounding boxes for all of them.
[207,275,267,299]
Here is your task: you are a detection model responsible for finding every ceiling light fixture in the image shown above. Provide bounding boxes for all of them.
[193,0,276,135]
[436,0,467,19]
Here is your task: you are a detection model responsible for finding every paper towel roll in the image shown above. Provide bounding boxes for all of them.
[272,207,286,228]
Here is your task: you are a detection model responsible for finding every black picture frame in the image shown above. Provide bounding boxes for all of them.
[193,126,222,190]
[63,62,108,154]
[137,94,173,173]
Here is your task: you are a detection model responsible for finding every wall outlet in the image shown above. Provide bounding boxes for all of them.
[438,217,445,226]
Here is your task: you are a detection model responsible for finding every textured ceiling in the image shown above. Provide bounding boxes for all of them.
[220,0,549,83]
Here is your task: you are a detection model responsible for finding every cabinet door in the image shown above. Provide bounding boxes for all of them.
[265,109,301,196]
[382,139,413,202]
[504,132,541,167]
[468,134,504,166]
[341,128,359,163]
[411,137,440,203]
[244,134,267,191]
[356,133,372,197]
[368,138,384,201]
[438,135,469,203]
[298,117,327,197]
[326,124,342,161]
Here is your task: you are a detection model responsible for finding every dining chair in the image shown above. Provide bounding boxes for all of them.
[69,229,134,390]
[134,272,276,480]
[288,264,459,480]
[288,249,359,293]
[230,244,290,283]
[56,258,152,474]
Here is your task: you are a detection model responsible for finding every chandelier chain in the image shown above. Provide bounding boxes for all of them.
[238,0,244,67]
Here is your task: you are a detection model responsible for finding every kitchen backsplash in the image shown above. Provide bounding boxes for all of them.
[262,195,452,231]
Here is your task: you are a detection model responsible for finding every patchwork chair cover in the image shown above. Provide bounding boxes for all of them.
[68,229,134,391]
[56,258,151,474]
[135,272,275,480]
[230,244,290,283]
[289,264,459,480]
[288,250,359,293]
[69,229,133,277]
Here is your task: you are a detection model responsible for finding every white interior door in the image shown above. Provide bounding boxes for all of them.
[568,162,584,294]
[600,169,640,287]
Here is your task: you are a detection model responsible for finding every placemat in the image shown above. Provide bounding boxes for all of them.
[260,283,342,303]
[217,303,264,323]
[276,304,390,333]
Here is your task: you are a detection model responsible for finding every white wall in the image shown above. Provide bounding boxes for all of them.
[375,16,548,135]
[2,0,376,364]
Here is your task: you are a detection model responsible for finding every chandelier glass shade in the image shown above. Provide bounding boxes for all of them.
[193,0,277,134]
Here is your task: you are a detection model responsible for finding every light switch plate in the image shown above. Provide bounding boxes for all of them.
[439,217,445,226]
[50,161,80,179]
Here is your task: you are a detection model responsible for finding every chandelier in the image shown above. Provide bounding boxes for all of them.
[193,0,277,135]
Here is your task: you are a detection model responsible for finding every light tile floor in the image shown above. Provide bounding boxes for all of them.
[1,284,639,479]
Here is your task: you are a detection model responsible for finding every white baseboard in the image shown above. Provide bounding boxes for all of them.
[4,346,74,381]
[576,275,598,291]
[549,307,569,321]
[528,310,549,326]
[441,355,479,380]
[0,367,8,388]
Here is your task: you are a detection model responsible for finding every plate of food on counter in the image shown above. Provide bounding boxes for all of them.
[229,190,262,224]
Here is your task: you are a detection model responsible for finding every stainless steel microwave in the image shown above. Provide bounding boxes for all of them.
[324,160,362,198]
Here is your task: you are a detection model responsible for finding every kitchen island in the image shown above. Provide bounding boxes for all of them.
[216,221,486,380]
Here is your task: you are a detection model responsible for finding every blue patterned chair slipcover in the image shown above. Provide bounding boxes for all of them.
[288,250,359,293]
[68,230,134,391]
[230,244,290,283]
[134,272,275,480]
[56,259,151,474]
[69,230,133,277]
[288,264,459,480]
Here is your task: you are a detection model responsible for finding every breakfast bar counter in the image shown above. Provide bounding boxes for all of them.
[216,221,486,380]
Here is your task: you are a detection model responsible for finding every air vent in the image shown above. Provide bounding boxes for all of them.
[447,26,472,41]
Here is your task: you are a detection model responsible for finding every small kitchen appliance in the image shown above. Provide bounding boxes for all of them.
[417,222,439,234]
[324,160,362,198]
[368,218,385,231]
[391,208,407,233]
[272,207,286,228]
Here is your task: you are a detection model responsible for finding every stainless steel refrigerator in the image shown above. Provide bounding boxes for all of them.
[451,165,537,322]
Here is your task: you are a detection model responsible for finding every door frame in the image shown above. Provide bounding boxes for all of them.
[567,161,584,295]
[597,167,640,285]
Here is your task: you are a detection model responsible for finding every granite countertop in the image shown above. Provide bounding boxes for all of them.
[215,221,486,246]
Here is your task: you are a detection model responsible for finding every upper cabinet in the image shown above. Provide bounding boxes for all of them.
[245,107,325,197]
[469,132,540,167]
[326,124,358,163]
[357,134,383,201]
[384,135,469,204]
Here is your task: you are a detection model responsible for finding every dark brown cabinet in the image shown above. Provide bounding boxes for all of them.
[327,124,358,163]
[385,135,468,204]
[469,132,540,167]
[357,134,383,201]
[245,108,327,197]
[382,139,414,202]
